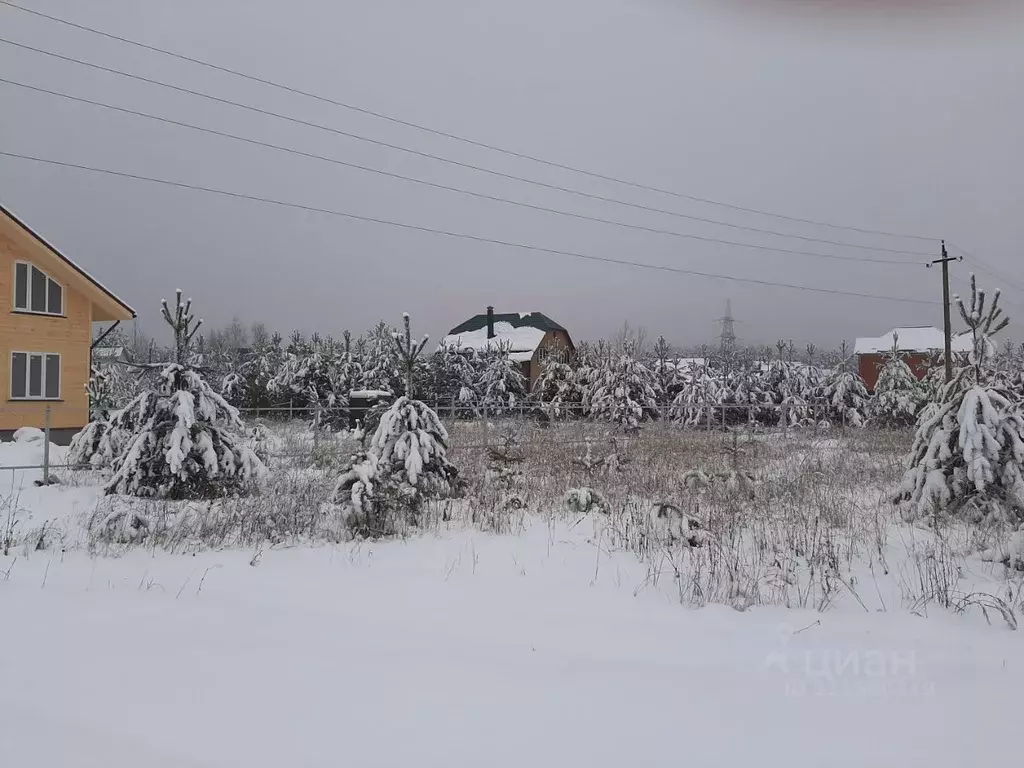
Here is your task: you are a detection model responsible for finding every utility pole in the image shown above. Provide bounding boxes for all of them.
[928,240,960,383]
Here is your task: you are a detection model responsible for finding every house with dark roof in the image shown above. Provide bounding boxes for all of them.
[442,307,574,388]
[1,203,136,442]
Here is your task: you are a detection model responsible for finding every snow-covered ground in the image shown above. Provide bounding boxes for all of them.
[2,428,1022,766]
[2,524,1021,767]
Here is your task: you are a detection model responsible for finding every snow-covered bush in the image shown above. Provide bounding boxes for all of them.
[268,341,348,429]
[565,487,607,515]
[893,275,1024,523]
[361,320,405,395]
[478,342,527,416]
[102,292,267,500]
[818,361,870,427]
[68,364,117,468]
[669,361,720,426]
[532,352,582,420]
[220,371,247,408]
[424,342,478,413]
[332,315,460,537]
[648,502,708,547]
[586,342,658,432]
[870,332,924,428]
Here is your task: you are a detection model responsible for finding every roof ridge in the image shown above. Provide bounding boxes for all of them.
[0,202,136,317]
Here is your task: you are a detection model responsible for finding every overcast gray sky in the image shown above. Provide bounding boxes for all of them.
[2,0,1022,350]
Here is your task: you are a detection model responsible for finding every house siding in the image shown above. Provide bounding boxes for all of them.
[0,227,92,433]
[858,352,932,392]
[527,329,575,389]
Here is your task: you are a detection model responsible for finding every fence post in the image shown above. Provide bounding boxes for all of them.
[43,405,51,485]
[289,399,294,421]
[706,404,711,432]
[482,402,489,449]
[721,404,726,431]
[312,402,321,461]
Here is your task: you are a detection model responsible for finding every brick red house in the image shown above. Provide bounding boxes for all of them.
[854,326,971,391]
[442,307,574,388]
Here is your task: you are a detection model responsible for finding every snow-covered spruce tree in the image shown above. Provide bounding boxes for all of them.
[332,314,460,537]
[220,371,247,408]
[869,332,924,428]
[587,342,658,432]
[239,329,284,411]
[669,360,721,426]
[762,341,805,427]
[532,347,583,420]
[424,342,478,414]
[894,275,1024,523]
[102,291,266,500]
[361,320,405,396]
[268,338,348,428]
[651,335,680,406]
[817,350,870,427]
[478,342,528,416]
[68,364,118,468]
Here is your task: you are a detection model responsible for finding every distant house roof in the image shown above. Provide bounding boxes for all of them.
[448,312,567,335]
[93,346,130,361]
[442,312,570,362]
[854,326,972,355]
[0,202,136,319]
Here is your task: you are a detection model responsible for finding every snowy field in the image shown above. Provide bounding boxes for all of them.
[2,421,1023,766]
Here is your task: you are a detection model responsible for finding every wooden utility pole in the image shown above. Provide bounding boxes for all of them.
[929,240,958,383]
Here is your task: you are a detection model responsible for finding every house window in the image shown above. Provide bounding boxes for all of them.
[13,262,63,315]
[10,352,61,400]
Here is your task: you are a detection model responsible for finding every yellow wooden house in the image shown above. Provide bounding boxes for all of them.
[1,204,135,442]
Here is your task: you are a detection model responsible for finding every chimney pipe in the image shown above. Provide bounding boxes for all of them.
[486,306,495,339]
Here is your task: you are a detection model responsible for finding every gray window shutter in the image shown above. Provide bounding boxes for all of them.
[30,266,47,312]
[48,279,63,315]
[10,353,26,398]
[45,354,60,399]
[28,354,43,397]
[14,263,28,309]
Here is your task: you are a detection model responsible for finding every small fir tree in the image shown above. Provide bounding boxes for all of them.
[532,347,583,420]
[669,361,721,426]
[68,365,118,468]
[332,314,460,537]
[817,351,870,427]
[101,291,266,499]
[893,275,1024,523]
[477,342,528,416]
[870,332,924,428]
[586,342,658,432]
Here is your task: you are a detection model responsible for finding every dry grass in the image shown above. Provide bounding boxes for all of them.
[19,415,1022,624]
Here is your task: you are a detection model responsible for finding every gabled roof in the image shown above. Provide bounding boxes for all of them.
[448,312,566,335]
[442,312,571,362]
[0,203,136,320]
[854,326,972,355]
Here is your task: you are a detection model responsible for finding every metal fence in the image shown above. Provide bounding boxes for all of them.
[0,399,896,480]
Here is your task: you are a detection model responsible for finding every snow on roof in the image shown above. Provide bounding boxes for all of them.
[349,389,391,399]
[441,321,547,358]
[93,346,126,358]
[854,327,973,355]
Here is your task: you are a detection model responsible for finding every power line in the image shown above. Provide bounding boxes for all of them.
[0,0,939,244]
[946,242,1024,293]
[0,37,936,260]
[0,149,941,306]
[0,76,926,269]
